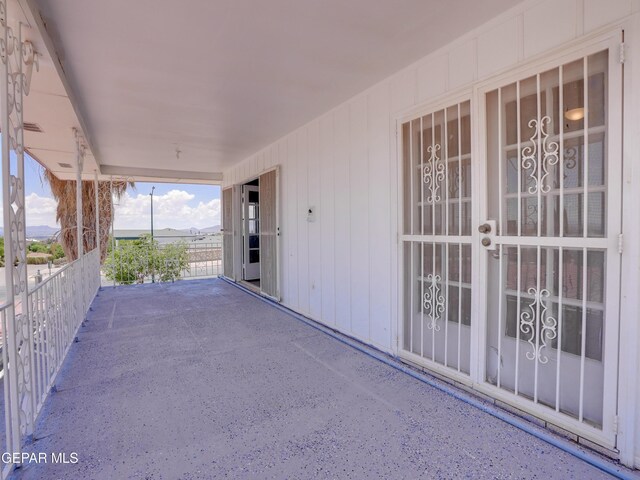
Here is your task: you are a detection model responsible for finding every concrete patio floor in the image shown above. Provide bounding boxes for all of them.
[12,278,622,479]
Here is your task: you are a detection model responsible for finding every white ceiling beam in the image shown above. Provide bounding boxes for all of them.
[99,165,223,184]
[18,0,101,167]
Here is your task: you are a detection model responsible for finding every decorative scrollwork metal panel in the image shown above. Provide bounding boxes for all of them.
[1,0,39,450]
[521,116,559,195]
[423,144,444,204]
[519,287,558,364]
[423,274,445,332]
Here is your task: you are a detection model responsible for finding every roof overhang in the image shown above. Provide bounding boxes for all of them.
[18,0,519,183]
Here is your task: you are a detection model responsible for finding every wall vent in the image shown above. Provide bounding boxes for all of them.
[58,162,72,168]
[23,122,43,133]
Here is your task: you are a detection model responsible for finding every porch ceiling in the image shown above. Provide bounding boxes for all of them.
[26,0,518,181]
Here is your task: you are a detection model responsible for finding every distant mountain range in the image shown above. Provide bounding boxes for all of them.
[0,225,221,240]
[0,225,59,239]
[193,226,221,233]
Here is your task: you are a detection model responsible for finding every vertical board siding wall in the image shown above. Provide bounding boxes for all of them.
[223,0,640,466]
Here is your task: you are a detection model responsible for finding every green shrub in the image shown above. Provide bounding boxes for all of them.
[49,243,65,260]
[103,235,188,285]
[26,256,50,265]
[28,242,50,254]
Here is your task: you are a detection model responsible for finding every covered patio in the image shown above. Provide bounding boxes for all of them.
[1,0,640,477]
[11,279,618,479]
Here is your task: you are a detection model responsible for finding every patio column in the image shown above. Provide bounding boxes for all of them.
[110,176,116,287]
[0,1,39,453]
[74,129,85,318]
[94,170,100,261]
[74,128,85,260]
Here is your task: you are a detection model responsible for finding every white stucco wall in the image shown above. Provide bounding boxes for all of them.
[223,0,640,467]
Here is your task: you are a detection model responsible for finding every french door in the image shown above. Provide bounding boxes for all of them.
[242,185,260,281]
[401,37,622,447]
[222,168,279,300]
[400,99,474,379]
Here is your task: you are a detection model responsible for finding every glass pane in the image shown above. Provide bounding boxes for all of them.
[421,114,433,234]
[402,122,411,235]
[562,59,585,134]
[587,193,605,237]
[434,109,446,236]
[412,120,422,234]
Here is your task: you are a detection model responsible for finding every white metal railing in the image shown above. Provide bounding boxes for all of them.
[27,248,100,414]
[0,300,12,467]
[0,248,100,478]
[104,240,222,286]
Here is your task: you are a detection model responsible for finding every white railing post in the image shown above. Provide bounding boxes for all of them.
[0,2,39,460]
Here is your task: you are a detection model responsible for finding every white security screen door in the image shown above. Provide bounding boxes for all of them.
[481,45,621,445]
[400,99,473,379]
[401,38,622,448]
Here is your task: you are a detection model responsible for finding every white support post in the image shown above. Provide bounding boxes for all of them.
[0,1,39,458]
[94,170,100,262]
[0,14,23,457]
[74,129,85,317]
[110,176,116,287]
[75,129,85,260]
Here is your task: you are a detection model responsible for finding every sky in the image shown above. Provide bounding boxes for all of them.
[17,152,221,231]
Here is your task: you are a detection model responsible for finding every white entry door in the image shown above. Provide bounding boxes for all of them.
[400,37,622,448]
[242,185,260,281]
[480,43,621,445]
[400,99,474,379]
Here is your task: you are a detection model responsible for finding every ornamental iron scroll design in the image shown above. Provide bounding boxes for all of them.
[423,273,445,332]
[521,116,559,195]
[423,144,445,204]
[519,287,558,364]
[1,0,39,450]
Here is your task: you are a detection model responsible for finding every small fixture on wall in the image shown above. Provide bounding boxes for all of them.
[564,107,585,121]
[307,206,315,222]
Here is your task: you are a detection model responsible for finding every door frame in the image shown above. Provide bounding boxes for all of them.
[394,28,625,450]
[223,165,281,300]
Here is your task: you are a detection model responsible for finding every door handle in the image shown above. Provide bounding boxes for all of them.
[479,220,498,251]
[478,223,492,234]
